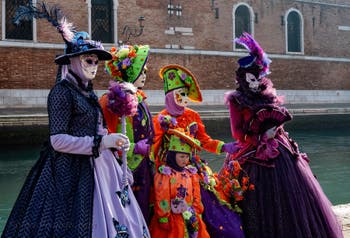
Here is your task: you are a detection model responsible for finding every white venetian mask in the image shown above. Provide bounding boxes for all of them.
[133,67,147,89]
[173,88,189,107]
[245,72,261,92]
[80,54,99,80]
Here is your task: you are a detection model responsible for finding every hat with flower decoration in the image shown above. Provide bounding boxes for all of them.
[159,64,202,102]
[167,128,201,156]
[105,45,150,83]
[13,2,111,65]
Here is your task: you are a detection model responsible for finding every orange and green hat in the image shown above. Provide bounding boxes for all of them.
[159,64,202,102]
[105,45,149,83]
[167,128,201,156]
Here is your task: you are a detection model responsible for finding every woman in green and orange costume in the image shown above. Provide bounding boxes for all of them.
[100,45,154,224]
[152,64,245,237]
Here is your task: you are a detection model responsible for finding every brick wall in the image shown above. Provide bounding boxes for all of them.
[1,0,350,91]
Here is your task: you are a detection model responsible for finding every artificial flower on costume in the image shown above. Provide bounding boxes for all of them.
[182,206,199,238]
[158,114,178,131]
[105,45,149,83]
[217,158,254,212]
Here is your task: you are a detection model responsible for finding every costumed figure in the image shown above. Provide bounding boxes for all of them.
[2,2,150,237]
[152,64,245,237]
[100,44,154,224]
[218,32,343,238]
[150,127,210,238]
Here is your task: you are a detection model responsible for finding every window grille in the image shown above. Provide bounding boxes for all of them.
[91,0,113,43]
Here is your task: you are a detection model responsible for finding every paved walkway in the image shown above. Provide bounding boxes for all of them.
[333,203,350,237]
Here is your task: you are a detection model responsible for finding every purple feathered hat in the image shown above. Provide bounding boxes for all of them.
[235,32,271,78]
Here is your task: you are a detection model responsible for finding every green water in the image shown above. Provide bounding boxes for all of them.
[0,114,349,234]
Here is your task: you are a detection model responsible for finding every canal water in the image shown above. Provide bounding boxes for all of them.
[0,114,349,234]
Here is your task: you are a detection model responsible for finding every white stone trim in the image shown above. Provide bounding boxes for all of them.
[113,0,119,44]
[1,89,350,108]
[174,27,192,33]
[181,45,195,50]
[338,26,350,31]
[87,0,92,37]
[0,41,65,49]
[284,8,304,54]
[1,0,5,40]
[150,48,350,63]
[295,0,350,8]
[32,0,37,42]
[0,41,349,63]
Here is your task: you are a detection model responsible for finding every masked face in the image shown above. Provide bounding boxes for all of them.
[173,88,189,107]
[133,67,147,89]
[80,54,99,80]
[245,72,261,92]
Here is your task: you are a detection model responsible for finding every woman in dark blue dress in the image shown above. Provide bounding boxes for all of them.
[2,3,150,237]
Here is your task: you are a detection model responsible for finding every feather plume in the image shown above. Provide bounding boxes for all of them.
[235,32,271,77]
[13,1,75,43]
[58,17,75,42]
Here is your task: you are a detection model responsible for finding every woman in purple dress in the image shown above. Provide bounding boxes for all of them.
[219,32,343,238]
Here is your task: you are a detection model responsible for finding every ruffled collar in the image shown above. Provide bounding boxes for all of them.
[159,165,198,175]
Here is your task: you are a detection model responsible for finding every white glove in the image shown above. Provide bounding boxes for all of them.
[100,133,130,151]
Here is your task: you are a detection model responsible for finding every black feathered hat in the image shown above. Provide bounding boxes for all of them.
[13,1,111,65]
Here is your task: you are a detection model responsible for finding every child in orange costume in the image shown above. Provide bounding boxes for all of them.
[152,64,244,237]
[150,128,209,238]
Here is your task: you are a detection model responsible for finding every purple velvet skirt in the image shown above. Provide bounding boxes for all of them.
[239,146,343,238]
[201,187,245,238]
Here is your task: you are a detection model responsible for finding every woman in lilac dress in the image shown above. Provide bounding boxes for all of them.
[2,3,149,237]
[219,33,343,238]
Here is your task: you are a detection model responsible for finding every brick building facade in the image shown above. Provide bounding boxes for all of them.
[0,0,350,92]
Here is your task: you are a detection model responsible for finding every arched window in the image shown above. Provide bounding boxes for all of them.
[91,0,113,43]
[286,10,303,53]
[5,0,32,40]
[234,4,253,49]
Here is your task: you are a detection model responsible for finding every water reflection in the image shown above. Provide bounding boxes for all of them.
[0,114,349,234]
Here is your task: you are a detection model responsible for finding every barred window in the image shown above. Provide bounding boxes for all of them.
[91,0,113,43]
[235,5,251,49]
[287,11,302,52]
[5,0,33,40]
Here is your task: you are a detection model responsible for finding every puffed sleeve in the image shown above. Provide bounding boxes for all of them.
[47,82,72,135]
[153,172,171,223]
[151,112,166,165]
[191,110,224,154]
[99,93,120,133]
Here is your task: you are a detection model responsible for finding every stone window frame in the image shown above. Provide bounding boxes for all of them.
[1,0,37,42]
[232,2,255,51]
[284,8,304,55]
[87,0,118,45]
